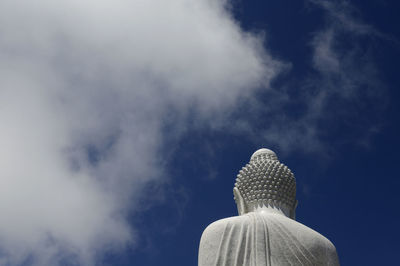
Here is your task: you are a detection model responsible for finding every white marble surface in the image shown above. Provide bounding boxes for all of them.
[198,149,339,266]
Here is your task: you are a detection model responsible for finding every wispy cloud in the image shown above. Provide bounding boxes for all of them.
[306,0,387,148]
[228,0,388,155]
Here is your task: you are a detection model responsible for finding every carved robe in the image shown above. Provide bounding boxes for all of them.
[199,211,339,266]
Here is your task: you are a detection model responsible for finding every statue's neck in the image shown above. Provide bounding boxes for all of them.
[247,204,291,218]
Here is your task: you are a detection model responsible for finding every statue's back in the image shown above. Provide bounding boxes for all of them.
[199,211,339,266]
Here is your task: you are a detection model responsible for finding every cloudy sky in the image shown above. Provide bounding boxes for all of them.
[0,0,399,265]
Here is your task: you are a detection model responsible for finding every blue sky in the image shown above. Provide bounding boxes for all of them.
[0,0,399,265]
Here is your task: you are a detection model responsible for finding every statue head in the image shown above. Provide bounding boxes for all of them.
[233,148,298,219]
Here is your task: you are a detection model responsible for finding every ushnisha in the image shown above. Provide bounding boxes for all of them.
[198,148,339,266]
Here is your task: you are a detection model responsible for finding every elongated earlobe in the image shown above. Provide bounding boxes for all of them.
[233,187,247,215]
[290,200,298,220]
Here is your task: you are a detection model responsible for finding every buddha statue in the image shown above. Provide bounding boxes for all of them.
[198,148,339,266]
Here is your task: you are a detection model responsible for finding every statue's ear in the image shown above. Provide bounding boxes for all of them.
[290,200,298,220]
[233,187,247,215]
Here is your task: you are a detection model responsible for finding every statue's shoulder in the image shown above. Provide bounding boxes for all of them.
[290,218,337,249]
[198,215,248,266]
[200,215,246,241]
[276,216,339,265]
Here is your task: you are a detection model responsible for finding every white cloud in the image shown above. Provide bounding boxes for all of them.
[0,0,282,265]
